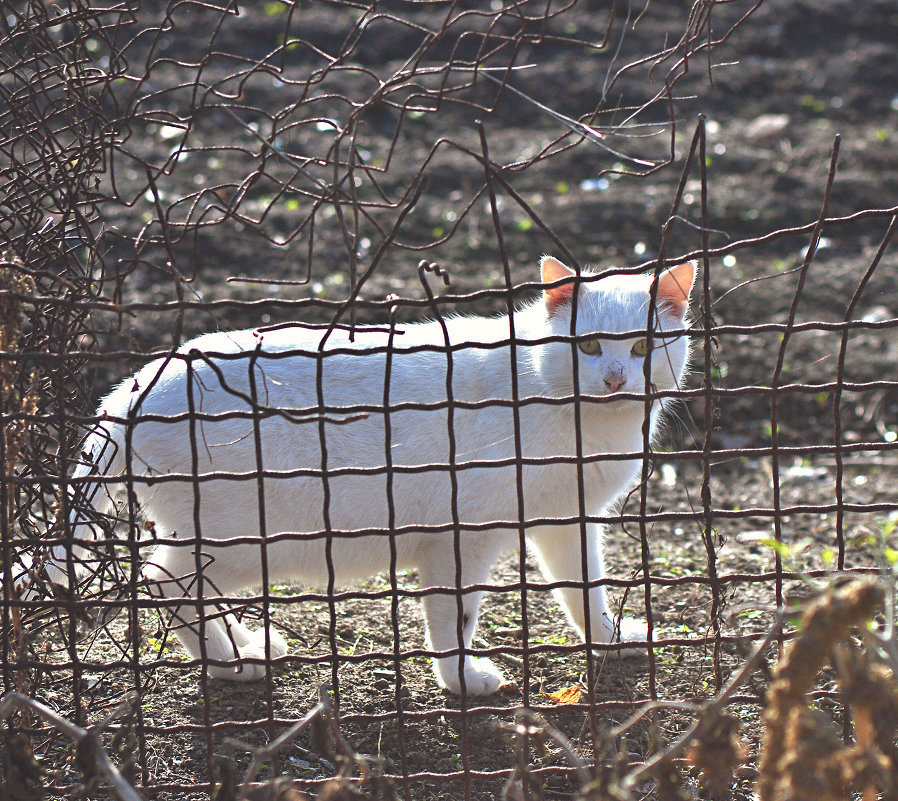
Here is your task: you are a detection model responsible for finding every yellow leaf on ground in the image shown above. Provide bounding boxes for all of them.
[541,684,582,704]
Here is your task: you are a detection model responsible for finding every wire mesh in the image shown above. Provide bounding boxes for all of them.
[1,1,897,800]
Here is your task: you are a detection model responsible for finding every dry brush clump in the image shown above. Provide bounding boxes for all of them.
[0,255,38,570]
[0,255,41,737]
[757,577,898,801]
[635,574,898,801]
[2,574,897,800]
[555,574,898,801]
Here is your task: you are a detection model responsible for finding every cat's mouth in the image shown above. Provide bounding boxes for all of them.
[588,381,662,401]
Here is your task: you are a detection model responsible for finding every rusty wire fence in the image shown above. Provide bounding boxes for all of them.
[2,1,898,799]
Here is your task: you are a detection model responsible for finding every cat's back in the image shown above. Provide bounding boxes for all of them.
[121,318,498,415]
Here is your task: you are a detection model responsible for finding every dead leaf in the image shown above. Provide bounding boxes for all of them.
[540,684,582,704]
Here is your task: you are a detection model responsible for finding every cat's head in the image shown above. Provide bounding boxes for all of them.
[533,256,695,402]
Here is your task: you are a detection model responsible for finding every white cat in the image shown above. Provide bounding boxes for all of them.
[48,256,694,695]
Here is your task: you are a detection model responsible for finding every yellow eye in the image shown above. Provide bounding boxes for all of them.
[631,338,648,356]
[578,337,601,355]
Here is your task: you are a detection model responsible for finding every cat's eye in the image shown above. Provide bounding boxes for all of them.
[631,338,649,356]
[578,337,601,356]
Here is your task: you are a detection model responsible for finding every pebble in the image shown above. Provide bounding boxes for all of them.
[744,113,790,140]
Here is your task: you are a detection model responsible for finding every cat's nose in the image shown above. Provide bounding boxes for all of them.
[604,374,627,393]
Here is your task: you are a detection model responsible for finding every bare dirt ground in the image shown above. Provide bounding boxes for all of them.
[8,0,898,799]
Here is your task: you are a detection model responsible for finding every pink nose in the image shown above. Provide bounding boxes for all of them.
[604,375,626,393]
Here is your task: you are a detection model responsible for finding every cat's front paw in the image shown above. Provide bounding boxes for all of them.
[611,617,649,659]
[434,656,512,696]
[208,627,288,682]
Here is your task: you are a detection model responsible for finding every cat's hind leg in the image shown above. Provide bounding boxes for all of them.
[218,612,289,675]
[416,537,509,696]
[143,543,287,681]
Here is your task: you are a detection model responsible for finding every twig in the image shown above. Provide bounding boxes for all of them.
[225,700,327,799]
[515,709,592,788]
[0,692,145,801]
[624,610,785,788]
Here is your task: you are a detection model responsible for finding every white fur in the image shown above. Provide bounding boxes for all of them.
[51,261,692,694]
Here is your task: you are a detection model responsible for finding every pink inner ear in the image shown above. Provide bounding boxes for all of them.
[540,256,576,312]
[655,262,696,316]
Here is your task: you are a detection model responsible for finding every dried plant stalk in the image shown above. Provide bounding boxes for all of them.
[758,579,885,801]
[0,255,38,568]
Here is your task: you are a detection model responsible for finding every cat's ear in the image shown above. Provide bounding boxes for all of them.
[540,256,577,314]
[653,261,696,317]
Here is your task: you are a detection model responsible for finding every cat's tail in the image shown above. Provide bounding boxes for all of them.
[43,382,133,589]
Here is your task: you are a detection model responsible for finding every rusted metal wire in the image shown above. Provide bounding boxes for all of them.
[2,1,897,800]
